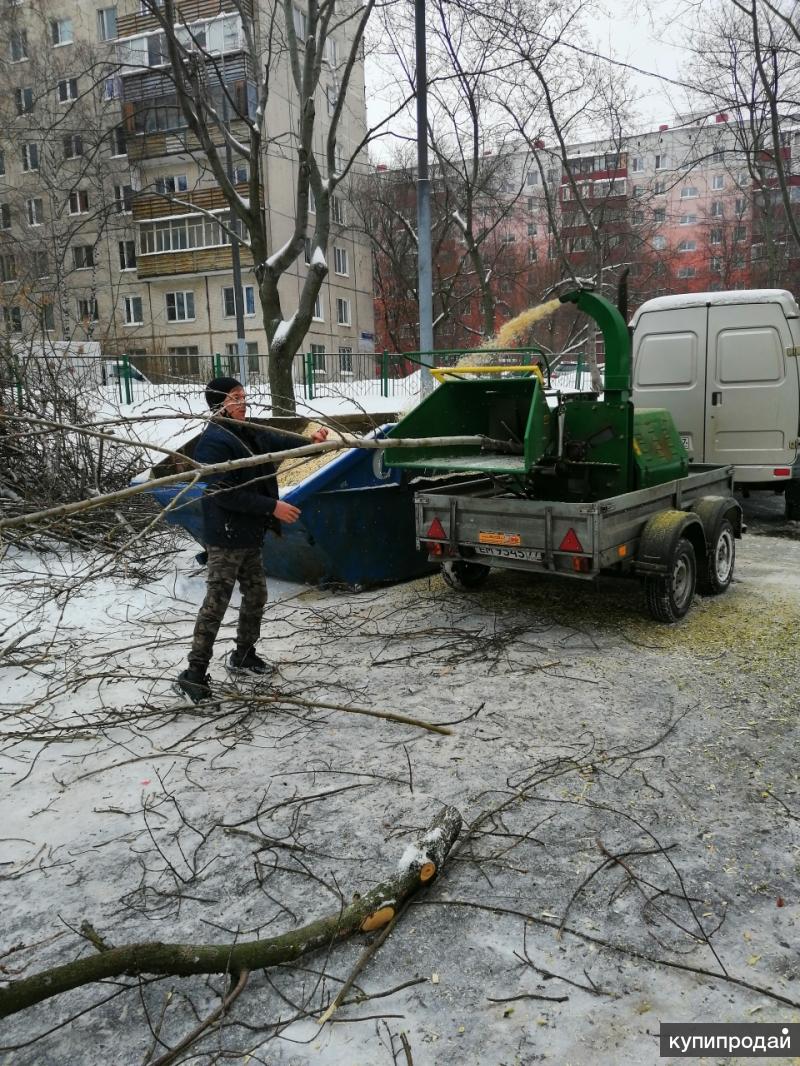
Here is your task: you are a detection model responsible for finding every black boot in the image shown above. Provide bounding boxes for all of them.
[175,668,212,703]
[228,646,273,676]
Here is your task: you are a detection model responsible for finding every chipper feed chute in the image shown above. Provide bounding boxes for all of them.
[385,289,688,502]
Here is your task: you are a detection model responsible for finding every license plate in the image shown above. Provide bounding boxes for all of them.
[476,545,543,562]
[680,434,691,451]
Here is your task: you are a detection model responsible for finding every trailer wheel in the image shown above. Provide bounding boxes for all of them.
[441,560,490,590]
[645,537,697,622]
[697,517,735,595]
[786,482,800,521]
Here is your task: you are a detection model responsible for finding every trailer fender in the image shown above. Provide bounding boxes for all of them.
[691,495,743,539]
[634,509,705,576]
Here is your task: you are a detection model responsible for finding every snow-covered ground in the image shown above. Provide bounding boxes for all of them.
[2,494,800,1065]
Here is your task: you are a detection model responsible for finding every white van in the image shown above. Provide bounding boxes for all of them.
[631,289,800,518]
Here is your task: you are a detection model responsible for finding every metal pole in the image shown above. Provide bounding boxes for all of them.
[415,0,434,397]
[221,72,248,386]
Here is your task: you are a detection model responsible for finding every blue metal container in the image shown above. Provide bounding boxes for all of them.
[147,426,437,587]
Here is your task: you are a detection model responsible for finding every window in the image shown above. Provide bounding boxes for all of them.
[326,85,337,116]
[63,134,83,159]
[324,36,337,65]
[154,174,188,194]
[166,290,195,321]
[97,7,117,40]
[42,304,55,331]
[222,285,255,317]
[310,343,325,371]
[233,164,248,184]
[631,184,644,198]
[147,32,167,66]
[331,195,346,225]
[677,266,696,278]
[712,174,724,190]
[526,171,538,186]
[103,78,118,101]
[10,30,28,61]
[711,149,724,164]
[77,297,99,321]
[735,197,745,214]
[654,153,667,170]
[0,254,16,282]
[312,294,323,321]
[0,204,11,229]
[653,235,666,250]
[334,246,348,275]
[711,256,722,272]
[139,212,243,254]
[710,201,723,217]
[710,227,722,245]
[0,151,4,176]
[118,240,136,269]
[679,214,697,225]
[22,143,39,171]
[51,18,73,45]
[338,346,353,372]
[527,222,537,236]
[109,126,126,156]
[654,180,667,194]
[167,346,199,356]
[653,207,666,223]
[336,297,351,326]
[2,306,22,332]
[734,224,746,241]
[15,87,33,114]
[293,5,307,38]
[69,190,89,214]
[224,341,259,363]
[35,251,49,277]
[632,210,644,225]
[680,186,698,199]
[631,156,643,172]
[26,198,43,225]
[677,239,696,252]
[304,237,312,265]
[73,245,95,269]
[124,295,143,324]
[58,78,78,103]
[114,185,133,212]
[527,246,537,263]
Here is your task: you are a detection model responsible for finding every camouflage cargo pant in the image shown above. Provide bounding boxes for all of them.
[188,546,267,671]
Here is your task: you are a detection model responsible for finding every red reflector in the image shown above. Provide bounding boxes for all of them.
[426,517,447,539]
[559,528,583,553]
[774,468,791,477]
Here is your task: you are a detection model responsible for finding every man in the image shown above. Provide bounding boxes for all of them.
[176,376,328,703]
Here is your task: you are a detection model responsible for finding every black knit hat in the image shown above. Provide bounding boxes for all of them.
[205,376,243,410]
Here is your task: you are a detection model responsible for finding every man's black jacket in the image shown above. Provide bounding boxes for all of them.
[194,418,307,549]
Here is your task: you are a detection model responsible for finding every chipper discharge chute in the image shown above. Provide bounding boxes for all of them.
[385,289,742,622]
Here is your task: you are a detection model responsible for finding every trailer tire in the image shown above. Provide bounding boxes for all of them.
[441,560,491,590]
[786,482,800,521]
[645,537,697,622]
[697,517,735,595]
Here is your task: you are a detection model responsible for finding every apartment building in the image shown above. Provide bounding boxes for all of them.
[373,113,799,353]
[0,0,375,373]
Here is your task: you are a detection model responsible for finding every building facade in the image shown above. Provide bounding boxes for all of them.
[0,0,375,376]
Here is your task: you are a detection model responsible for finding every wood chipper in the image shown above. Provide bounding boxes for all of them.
[385,288,743,621]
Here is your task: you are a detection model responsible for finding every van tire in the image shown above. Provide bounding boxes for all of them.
[441,560,490,590]
[697,518,736,595]
[786,482,800,521]
[644,537,697,622]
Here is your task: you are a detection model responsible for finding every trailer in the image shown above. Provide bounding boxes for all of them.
[385,289,743,622]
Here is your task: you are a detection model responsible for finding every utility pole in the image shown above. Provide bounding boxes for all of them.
[415,0,434,395]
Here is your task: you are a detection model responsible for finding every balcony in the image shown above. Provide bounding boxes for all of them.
[132,182,253,221]
[117,0,252,39]
[136,244,253,279]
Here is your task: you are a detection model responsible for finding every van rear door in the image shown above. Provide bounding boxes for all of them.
[705,302,799,471]
[632,307,706,460]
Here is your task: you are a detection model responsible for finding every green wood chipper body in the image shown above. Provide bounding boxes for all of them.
[384,289,688,502]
